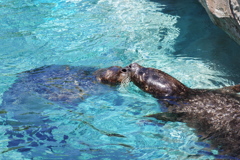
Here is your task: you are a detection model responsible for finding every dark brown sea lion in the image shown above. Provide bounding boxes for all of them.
[0,65,128,152]
[122,63,240,159]
[1,65,127,107]
[1,64,129,129]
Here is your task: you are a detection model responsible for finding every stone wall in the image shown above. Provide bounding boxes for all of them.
[199,0,240,45]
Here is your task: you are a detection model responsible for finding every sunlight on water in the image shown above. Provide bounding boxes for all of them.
[0,0,240,159]
[30,0,179,67]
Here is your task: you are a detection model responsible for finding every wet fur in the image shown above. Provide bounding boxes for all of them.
[120,71,131,89]
[166,89,240,158]
[124,63,240,158]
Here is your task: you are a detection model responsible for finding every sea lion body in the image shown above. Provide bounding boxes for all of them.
[123,63,240,158]
[2,65,126,107]
[0,65,127,151]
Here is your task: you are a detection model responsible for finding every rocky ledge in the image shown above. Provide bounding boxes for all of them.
[199,0,240,45]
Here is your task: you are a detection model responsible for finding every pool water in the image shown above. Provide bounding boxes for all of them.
[1,0,240,159]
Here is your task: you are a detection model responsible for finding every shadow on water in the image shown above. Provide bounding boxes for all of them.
[151,0,240,84]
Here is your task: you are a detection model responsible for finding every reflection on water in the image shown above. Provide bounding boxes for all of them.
[0,0,240,159]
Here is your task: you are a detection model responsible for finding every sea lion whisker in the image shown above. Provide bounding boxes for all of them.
[119,72,131,92]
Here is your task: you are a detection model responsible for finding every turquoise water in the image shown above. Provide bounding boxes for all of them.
[1,0,240,159]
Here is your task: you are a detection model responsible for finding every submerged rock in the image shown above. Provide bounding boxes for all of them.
[199,0,240,45]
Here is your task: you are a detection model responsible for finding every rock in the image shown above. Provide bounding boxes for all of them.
[199,0,240,45]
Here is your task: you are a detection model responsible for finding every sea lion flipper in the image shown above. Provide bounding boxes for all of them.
[145,112,184,122]
[219,84,240,93]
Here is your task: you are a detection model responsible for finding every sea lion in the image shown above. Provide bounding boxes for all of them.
[0,65,128,152]
[1,65,127,107]
[122,63,240,158]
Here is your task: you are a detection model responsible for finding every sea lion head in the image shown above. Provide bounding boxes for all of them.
[122,63,189,99]
[94,66,129,85]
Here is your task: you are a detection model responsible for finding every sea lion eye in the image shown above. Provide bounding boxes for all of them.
[129,64,132,68]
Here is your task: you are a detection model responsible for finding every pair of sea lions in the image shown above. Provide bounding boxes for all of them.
[2,63,240,158]
[122,63,240,159]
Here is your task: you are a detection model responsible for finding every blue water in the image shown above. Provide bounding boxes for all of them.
[1,0,240,159]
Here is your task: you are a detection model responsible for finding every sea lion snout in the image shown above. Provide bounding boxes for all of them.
[122,63,141,74]
[127,63,141,71]
[121,68,128,73]
[121,65,131,73]
[95,66,129,85]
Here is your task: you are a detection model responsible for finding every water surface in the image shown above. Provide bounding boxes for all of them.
[0,0,240,159]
